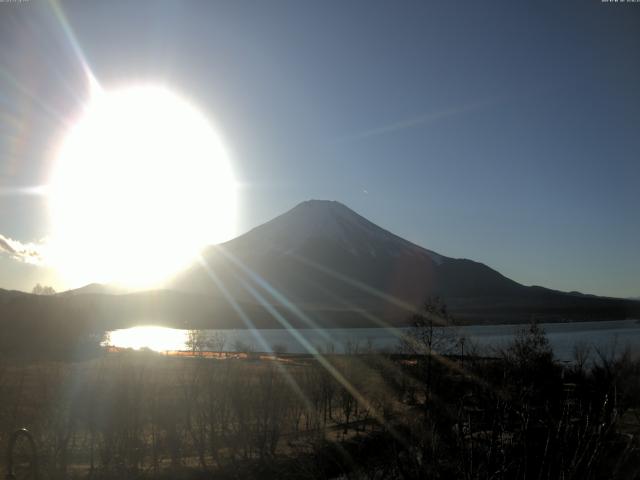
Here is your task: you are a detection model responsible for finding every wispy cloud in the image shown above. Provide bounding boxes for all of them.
[336,97,498,143]
[0,185,48,196]
[0,234,44,265]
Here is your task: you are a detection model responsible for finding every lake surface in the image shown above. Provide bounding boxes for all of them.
[107,319,640,361]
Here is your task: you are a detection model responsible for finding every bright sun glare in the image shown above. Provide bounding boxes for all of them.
[48,85,236,288]
[107,326,188,352]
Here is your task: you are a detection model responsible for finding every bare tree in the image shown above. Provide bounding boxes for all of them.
[401,297,459,398]
[572,341,592,374]
[186,329,206,356]
[205,331,227,355]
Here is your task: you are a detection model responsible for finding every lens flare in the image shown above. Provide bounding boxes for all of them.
[48,85,236,287]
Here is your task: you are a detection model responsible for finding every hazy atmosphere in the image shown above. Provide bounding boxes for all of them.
[1,0,639,297]
[2,2,640,480]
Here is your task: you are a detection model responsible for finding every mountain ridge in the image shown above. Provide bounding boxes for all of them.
[8,199,640,330]
[169,199,639,325]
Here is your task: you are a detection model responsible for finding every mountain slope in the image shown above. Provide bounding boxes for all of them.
[61,283,130,296]
[2,200,636,332]
[170,200,640,325]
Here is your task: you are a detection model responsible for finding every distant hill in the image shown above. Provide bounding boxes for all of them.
[60,283,130,296]
[0,288,29,302]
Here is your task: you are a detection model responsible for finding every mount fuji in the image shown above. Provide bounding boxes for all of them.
[8,200,637,331]
[167,200,640,326]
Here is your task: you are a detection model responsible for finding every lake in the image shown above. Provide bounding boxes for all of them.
[107,319,640,361]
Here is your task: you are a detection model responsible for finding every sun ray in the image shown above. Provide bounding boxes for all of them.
[198,254,315,411]
[213,245,334,342]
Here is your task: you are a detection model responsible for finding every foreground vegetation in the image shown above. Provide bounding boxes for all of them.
[1,307,639,479]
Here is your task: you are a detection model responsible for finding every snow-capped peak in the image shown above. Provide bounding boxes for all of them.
[228,199,444,264]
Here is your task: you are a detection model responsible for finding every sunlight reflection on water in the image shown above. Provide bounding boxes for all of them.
[105,319,640,360]
[106,326,189,352]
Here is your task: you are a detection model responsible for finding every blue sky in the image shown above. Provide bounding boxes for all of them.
[0,0,639,297]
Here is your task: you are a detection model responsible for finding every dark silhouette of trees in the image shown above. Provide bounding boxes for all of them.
[31,283,56,295]
[186,329,206,356]
[1,306,639,479]
[402,297,463,399]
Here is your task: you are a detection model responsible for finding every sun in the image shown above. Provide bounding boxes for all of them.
[48,85,237,288]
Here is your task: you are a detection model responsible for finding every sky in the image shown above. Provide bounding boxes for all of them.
[0,0,639,297]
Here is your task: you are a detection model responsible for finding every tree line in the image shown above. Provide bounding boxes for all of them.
[0,299,639,479]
